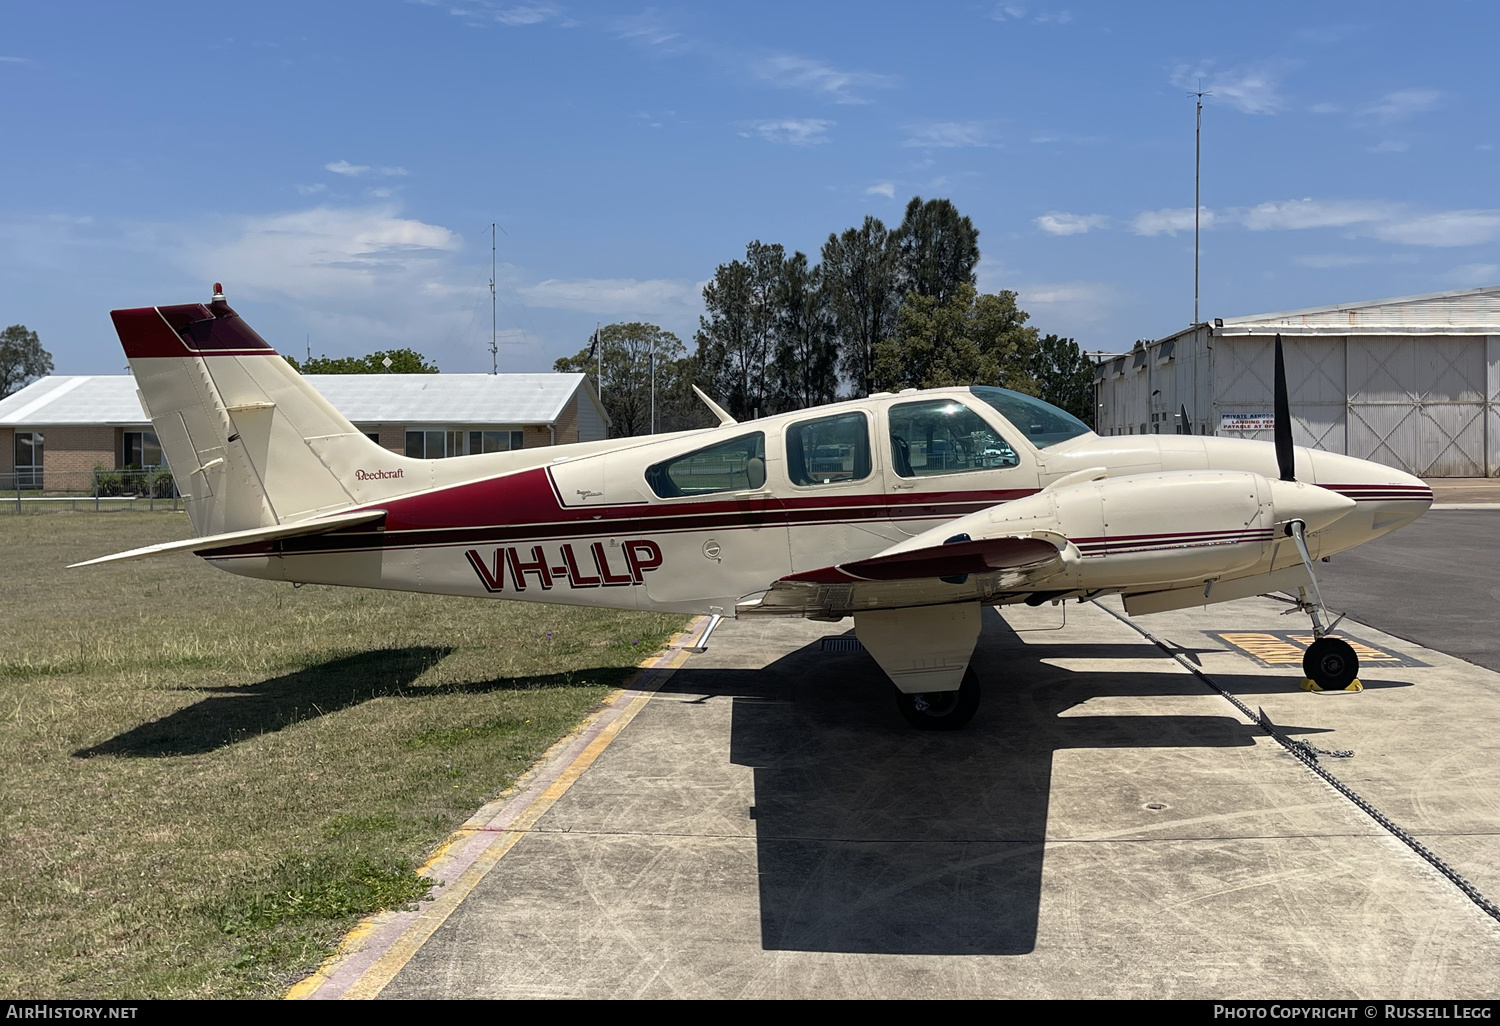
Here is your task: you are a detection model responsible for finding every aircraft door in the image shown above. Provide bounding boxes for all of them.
[635,430,792,613]
[783,409,906,570]
[882,396,1038,537]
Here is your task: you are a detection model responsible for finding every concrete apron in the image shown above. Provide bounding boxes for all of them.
[347,599,1500,999]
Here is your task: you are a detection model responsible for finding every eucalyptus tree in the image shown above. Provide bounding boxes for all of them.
[820,216,898,398]
[894,196,980,307]
[773,251,839,410]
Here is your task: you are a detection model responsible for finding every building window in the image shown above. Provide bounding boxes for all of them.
[122,430,165,468]
[364,432,381,444]
[14,431,42,489]
[645,432,765,498]
[469,430,525,453]
[405,430,465,459]
[888,399,1018,478]
[786,412,870,486]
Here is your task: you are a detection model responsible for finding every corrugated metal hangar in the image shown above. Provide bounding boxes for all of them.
[1095,285,1500,477]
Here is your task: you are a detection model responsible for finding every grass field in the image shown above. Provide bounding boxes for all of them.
[0,511,689,998]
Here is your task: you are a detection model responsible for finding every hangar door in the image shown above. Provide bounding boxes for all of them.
[1214,337,1347,452]
[1347,336,1486,477]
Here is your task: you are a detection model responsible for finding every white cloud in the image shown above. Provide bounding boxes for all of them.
[614,9,682,47]
[295,183,328,196]
[1035,212,1108,236]
[743,118,833,146]
[1375,210,1500,247]
[325,160,406,177]
[1369,140,1408,154]
[1171,61,1291,115]
[517,277,701,316]
[414,0,566,28]
[752,54,897,105]
[1241,198,1390,231]
[0,56,31,63]
[1294,254,1377,269]
[901,121,997,148]
[866,181,896,199]
[1361,88,1441,121]
[1447,264,1500,287]
[988,5,1073,24]
[196,205,460,303]
[1132,207,1213,236]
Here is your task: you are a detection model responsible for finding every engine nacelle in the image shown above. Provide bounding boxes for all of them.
[889,470,1357,591]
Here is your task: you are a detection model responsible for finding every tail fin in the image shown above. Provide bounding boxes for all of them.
[111,287,417,537]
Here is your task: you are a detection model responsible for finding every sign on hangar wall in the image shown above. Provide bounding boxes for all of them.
[1220,413,1275,432]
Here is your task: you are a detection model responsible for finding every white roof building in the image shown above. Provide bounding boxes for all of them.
[1,372,609,485]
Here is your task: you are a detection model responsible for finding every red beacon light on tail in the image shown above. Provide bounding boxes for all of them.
[212,283,225,301]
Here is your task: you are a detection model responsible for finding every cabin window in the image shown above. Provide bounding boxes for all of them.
[968,386,1091,449]
[645,432,766,498]
[888,400,1018,478]
[786,412,871,486]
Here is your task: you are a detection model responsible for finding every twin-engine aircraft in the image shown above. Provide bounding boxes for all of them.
[81,287,1432,728]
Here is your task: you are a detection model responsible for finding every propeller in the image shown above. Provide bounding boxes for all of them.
[1274,332,1295,481]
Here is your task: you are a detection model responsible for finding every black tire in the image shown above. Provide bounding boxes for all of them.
[894,666,981,730]
[1303,637,1359,691]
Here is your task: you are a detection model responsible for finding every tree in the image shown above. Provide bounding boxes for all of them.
[773,252,840,410]
[285,348,438,373]
[821,216,898,397]
[0,325,53,398]
[1029,333,1096,426]
[695,241,784,420]
[894,196,980,307]
[554,322,705,436]
[871,285,1037,392]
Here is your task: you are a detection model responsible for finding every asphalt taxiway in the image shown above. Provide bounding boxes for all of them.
[297,510,1500,1000]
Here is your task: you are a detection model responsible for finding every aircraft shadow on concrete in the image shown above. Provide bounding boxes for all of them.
[72,645,598,759]
[658,610,1357,958]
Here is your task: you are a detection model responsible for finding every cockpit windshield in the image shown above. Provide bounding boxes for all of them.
[968,386,1093,449]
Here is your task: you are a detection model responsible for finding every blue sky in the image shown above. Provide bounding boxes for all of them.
[3,1,1497,375]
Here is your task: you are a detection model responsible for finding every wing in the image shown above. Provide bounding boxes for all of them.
[747,531,1069,618]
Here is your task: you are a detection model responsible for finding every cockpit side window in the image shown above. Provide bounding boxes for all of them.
[968,386,1092,448]
[888,399,1019,478]
[786,412,871,486]
[645,432,766,498]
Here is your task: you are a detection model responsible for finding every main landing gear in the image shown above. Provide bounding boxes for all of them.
[894,666,981,730]
[1284,520,1361,692]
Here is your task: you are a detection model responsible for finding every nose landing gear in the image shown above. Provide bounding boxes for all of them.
[1284,520,1362,692]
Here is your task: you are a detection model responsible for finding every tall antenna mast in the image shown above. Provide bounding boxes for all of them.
[1191,81,1211,325]
[489,222,498,375]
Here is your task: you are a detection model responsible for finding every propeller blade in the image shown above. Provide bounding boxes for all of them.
[1180,404,1192,435]
[1274,333,1295,481]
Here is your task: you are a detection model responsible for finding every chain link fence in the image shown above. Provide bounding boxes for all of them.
[1,468,181,513]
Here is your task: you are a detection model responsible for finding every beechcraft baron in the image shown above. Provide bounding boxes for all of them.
[78,286,1432,728]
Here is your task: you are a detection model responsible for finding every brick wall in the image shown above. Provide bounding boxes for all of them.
[354,424,407,454]
[36,425,117,476]
[555,397,579,444]
[522,425,551,449]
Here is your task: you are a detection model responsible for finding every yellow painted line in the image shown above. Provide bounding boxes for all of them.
[286,632,697,1000]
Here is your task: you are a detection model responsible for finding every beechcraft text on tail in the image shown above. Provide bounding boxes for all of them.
[77,285,1432,729]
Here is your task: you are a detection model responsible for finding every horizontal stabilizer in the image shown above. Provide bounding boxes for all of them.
[69,508,387,568]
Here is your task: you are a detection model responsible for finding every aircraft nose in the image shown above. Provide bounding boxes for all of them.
[1265,477,1357,533]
